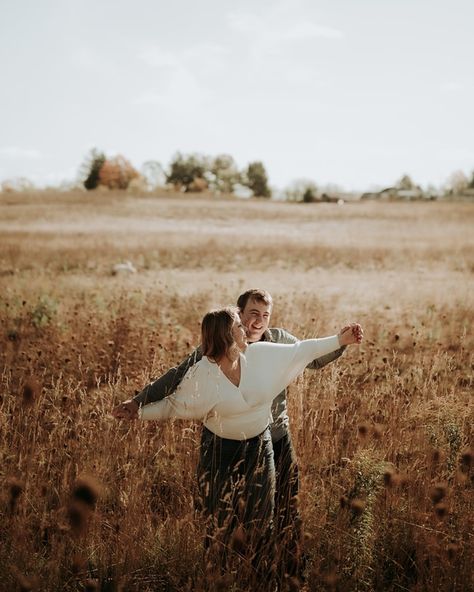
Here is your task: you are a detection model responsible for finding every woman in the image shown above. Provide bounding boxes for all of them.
[136,306,362,572]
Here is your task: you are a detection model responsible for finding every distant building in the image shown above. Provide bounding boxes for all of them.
[449,188,474,201]
[360,191,379,200]
[361,186,434,201]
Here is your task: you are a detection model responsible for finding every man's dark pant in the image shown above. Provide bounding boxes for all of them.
[273,433,305,582]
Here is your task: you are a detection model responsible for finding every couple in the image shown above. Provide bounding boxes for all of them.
[113,289,363,584]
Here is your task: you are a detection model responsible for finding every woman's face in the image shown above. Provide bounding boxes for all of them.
[231,317,248,351]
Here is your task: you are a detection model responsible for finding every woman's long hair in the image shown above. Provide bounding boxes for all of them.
[201,306,240,361]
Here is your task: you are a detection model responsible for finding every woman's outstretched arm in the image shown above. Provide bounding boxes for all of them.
[244,324,363,404]
[138,363,217,422]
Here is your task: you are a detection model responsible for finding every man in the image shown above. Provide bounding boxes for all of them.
[113,289,347,583]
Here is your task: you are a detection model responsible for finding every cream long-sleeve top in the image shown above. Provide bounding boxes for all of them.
[139,335,341,440]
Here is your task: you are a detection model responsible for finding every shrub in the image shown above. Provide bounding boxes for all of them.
[167,152,209,192]
[81,149,106,190]
[30,295,58,328]
[397,174,416,190]
[208,154,241,194]
[244,161,271,198]
[98,155,139,190]
[284,179,319,202]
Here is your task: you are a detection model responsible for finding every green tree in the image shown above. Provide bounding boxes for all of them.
[302,186,318,203]
[81,149,106,190]
[167,152,209,192]
[245,161,271,198]
[396,174,415,190]
[284,179,319,202]
[209,154,241,194]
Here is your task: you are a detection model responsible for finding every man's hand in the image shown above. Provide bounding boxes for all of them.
[112,399,139,420]
[338,323,363,346]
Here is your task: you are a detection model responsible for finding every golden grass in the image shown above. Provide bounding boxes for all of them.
[0,191,473,591]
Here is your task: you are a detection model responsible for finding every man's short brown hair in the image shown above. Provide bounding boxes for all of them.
[237,289,273,312]
[201,306,240,361]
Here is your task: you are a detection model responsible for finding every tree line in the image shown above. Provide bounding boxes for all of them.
[2,149,474,200]
[80,149,271,198]
[79,149,474,201]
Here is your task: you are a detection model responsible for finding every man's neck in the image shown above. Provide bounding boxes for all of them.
[247,331,269,344]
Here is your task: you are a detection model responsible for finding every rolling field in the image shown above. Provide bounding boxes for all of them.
[1,191,473,591]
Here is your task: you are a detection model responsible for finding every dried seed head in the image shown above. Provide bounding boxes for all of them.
[350,498,365,516]
[67,501,89,534]
[461,449,472,470]
[430,483,448,504]
[7,477,24,512]
[383,469,401,487]
[22,377,39,406]
[447,543,459,561]
[339,495,349,509]
[383,469,394,486]
[434,503,448,519]
[358,423,369,438]
[230,524,246,554]
[431,449,442,464]
[72,476,101,509]
[8,476,24,500]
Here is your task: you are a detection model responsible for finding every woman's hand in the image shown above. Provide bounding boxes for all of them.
[112,399,139,420]
[338,323,363,346]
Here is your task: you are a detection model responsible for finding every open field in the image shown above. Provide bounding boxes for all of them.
[1,191,473,591]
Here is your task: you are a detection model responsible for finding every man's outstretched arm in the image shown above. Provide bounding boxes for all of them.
[306,345,346,369]
[112,347,202,419]
[271,328,346,369]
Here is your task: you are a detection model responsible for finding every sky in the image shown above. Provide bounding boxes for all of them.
[1,0,473,191]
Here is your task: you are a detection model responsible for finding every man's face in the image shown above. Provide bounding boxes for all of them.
[240,298,272,343]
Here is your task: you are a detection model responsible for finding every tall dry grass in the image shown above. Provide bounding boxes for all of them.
[0,192,473,591]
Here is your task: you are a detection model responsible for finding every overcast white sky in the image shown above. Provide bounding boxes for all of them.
[1,0,473,191]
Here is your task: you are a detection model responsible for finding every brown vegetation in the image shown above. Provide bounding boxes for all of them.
[98,156,139,191]
[0,192,473,591]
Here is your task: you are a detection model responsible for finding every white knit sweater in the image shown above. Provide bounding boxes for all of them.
[139,335,341,440]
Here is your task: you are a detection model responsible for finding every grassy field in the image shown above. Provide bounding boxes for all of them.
[1,190,473,591]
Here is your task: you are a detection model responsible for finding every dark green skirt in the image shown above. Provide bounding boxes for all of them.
[197,425,275,546]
